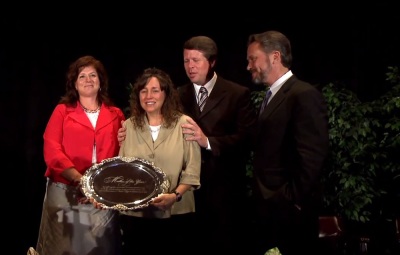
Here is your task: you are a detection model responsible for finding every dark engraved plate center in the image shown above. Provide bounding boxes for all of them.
[93,163,157,203]
[81,156,170,211]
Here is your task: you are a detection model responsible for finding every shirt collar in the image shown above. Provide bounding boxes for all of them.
[194,72,217,95]
[269,70,293,95]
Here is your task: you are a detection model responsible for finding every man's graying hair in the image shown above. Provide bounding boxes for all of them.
[183,36,218,63]
[248,30,292,68]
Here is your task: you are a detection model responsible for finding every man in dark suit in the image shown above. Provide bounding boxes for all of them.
[179,36,257,254]
[246,30,330,255]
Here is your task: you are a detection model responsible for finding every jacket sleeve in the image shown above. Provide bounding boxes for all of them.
[180,117,201,189]
[43,105,74,176]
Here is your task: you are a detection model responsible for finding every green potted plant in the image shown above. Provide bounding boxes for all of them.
[321,66,400,224]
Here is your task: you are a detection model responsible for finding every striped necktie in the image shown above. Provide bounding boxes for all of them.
[198,87,208,112]
[259,89,272,116]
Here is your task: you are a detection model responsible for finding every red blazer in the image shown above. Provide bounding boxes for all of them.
[43,103,125,184]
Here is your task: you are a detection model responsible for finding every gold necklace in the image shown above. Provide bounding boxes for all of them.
[80,103,100,113]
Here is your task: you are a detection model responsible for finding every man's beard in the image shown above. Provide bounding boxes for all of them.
[252,71,265,84]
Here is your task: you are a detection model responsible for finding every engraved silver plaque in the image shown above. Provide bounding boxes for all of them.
[81,156,170,211]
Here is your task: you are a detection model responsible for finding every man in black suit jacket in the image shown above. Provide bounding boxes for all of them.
[246,31,329,255]
[179,36,257,254]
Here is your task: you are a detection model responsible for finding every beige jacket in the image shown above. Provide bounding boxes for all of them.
[119,114,201,218]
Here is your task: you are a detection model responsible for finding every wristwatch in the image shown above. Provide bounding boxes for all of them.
[171,190,182,202]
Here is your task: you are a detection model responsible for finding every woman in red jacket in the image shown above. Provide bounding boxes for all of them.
[36,55,125,255]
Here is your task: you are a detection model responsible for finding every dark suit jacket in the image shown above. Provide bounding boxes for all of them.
[253,75,329,210]
[178,75,257,221]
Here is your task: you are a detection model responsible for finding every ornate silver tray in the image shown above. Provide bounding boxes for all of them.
[81,156,170,211]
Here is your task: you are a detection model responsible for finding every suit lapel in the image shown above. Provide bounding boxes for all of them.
[137,126,153,148]
[135,127,156,160]
[199,77,226,118]
[69,104,118,130]
[259,76,297,119]
[179,77,227,119]
[179,84,200,117]
[96,105,117,131]
[141,117,173,150]
[67,105,93,129]
[153,125,173,149]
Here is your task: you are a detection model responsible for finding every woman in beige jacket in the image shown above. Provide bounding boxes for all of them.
[118,67,201,255]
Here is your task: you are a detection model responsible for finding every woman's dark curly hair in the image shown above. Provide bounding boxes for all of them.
[129,67,183,130]
[59,55,113,106]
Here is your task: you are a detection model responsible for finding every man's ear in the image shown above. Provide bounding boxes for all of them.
[272,50,280,62]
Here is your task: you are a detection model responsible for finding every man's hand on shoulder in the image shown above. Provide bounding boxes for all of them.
[118,120,126,146]
[181,117,208,148]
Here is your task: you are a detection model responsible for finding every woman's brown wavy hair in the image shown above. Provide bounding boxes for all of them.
[59,55,113,107]
[129,67,183,130]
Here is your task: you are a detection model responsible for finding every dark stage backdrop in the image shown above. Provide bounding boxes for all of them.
[2,4,399,254]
